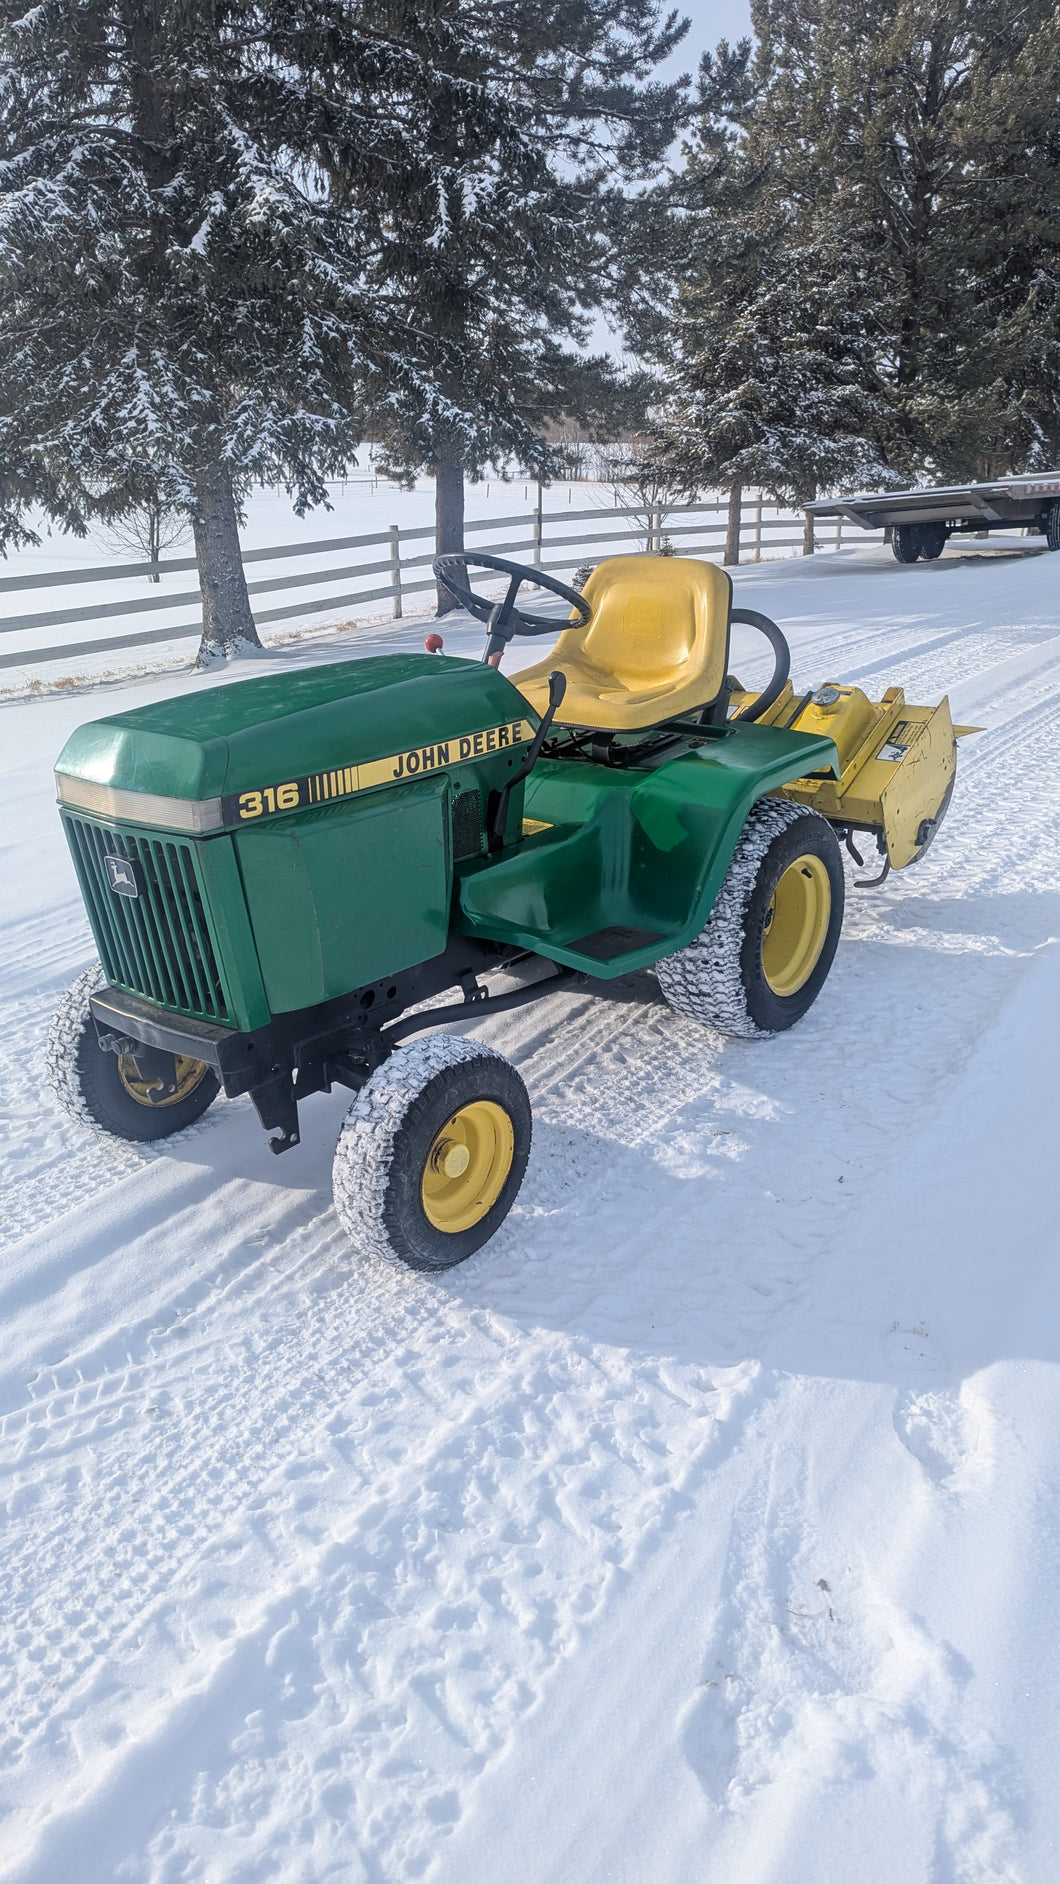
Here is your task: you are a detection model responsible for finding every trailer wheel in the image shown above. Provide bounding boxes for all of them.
[332,1035,532,1271]
[656,800,845,1038]
[46,963,220,1141]
[918,523,947,560]
[1047,503,1060,552]
[893,525,921,563]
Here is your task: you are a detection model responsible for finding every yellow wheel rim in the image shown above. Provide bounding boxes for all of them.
[421,1100,515,1233]
[761,854,832,998]
[117,1053,210,1109]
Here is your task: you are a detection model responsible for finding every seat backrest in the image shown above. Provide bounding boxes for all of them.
[574,556,730,697]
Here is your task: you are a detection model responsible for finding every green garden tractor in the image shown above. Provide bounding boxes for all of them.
[48,553,964,1270]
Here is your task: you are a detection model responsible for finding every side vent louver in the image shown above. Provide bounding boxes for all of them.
[451,789,484,860]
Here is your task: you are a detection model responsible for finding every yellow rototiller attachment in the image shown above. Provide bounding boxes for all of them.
[729,677,972,886]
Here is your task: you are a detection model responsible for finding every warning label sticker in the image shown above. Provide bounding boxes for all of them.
[876,720,922,765]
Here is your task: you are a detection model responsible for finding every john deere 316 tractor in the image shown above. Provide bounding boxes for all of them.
[48,553,965,1270]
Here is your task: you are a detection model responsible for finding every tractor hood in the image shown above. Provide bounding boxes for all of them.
[54,654,536,835]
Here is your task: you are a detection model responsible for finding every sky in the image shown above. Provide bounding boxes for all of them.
[588,0,755,359]
[665,0,754,78]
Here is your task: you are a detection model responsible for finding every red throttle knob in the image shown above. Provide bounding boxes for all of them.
[424,633,444,653]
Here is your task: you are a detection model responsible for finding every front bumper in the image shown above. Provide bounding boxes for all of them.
[89,984,263,1090]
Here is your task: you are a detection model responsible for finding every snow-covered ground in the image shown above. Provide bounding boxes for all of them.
[0,477,640,688]
[3,540,1059,1882]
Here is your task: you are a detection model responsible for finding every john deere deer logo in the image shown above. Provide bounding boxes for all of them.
[104,854,140,898]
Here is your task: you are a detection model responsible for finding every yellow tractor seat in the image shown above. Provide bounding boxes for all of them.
[511,555,732,731]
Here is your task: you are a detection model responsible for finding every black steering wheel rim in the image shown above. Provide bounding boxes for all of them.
[433,552,592,650]
[727,607,791,722]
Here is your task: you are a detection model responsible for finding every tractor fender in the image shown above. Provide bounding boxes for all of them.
[624,722,841,965]
[455,722,838,978]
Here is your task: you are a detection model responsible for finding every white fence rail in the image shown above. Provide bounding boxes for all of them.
[0,496,881,676]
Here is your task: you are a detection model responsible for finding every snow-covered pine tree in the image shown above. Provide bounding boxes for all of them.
[764,0,1060,480]
[349,1,688,611]
[937,3,1060,469]
[643,37,894,550]
[745,2,1059,485]
[646,1,1060,524]
[0,0,407,663]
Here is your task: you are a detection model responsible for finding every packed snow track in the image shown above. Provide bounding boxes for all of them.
[3,543,1060,1883]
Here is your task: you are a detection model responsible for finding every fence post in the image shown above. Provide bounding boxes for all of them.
[753,492,763,562]
[532,483,542,566]
[834,517,842,553]
[389,524,402,619]
[724,482,742,565]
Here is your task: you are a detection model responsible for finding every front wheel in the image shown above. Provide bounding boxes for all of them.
[1047,502,1060,552]
[656,801,846,1038]
[332,1035,532,1271]
[46,963,220,1140]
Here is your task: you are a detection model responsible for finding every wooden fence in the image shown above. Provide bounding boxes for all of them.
[0,493,880,674]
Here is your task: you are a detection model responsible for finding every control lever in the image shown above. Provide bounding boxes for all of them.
[487,671,567,851]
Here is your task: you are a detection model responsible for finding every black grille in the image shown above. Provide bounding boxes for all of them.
[452,789,483,859]
[63,815,231,1022]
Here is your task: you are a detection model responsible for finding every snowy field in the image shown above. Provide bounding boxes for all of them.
[3,539,1060,1882]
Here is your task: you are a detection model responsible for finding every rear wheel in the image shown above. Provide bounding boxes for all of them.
[892,525,921,563]
[918,522,947,560]
[332,1035,532,1271]
[1047,503,1060,552]
[46,963,220,1141]
[656,800,845,1037]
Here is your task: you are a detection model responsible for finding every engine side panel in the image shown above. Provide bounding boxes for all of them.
[234,775,452,1013]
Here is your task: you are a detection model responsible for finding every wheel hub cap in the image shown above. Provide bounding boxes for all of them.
[117,1053,209,1108]
[421,1101,515,1233]
[762,854,831,997]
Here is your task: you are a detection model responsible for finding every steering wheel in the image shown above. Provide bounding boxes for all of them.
[434,552,592,664]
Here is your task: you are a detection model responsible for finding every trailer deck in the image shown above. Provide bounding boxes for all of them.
[808,474,1060,562]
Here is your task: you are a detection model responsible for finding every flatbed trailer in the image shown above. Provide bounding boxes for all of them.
[807,475,1060,563]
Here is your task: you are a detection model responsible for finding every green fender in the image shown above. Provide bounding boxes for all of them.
[454,721,840,977]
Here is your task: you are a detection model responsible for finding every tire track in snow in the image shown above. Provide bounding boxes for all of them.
[0,985,150,1252]
[962,683,1060,780]
[0,1183,766,1882]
